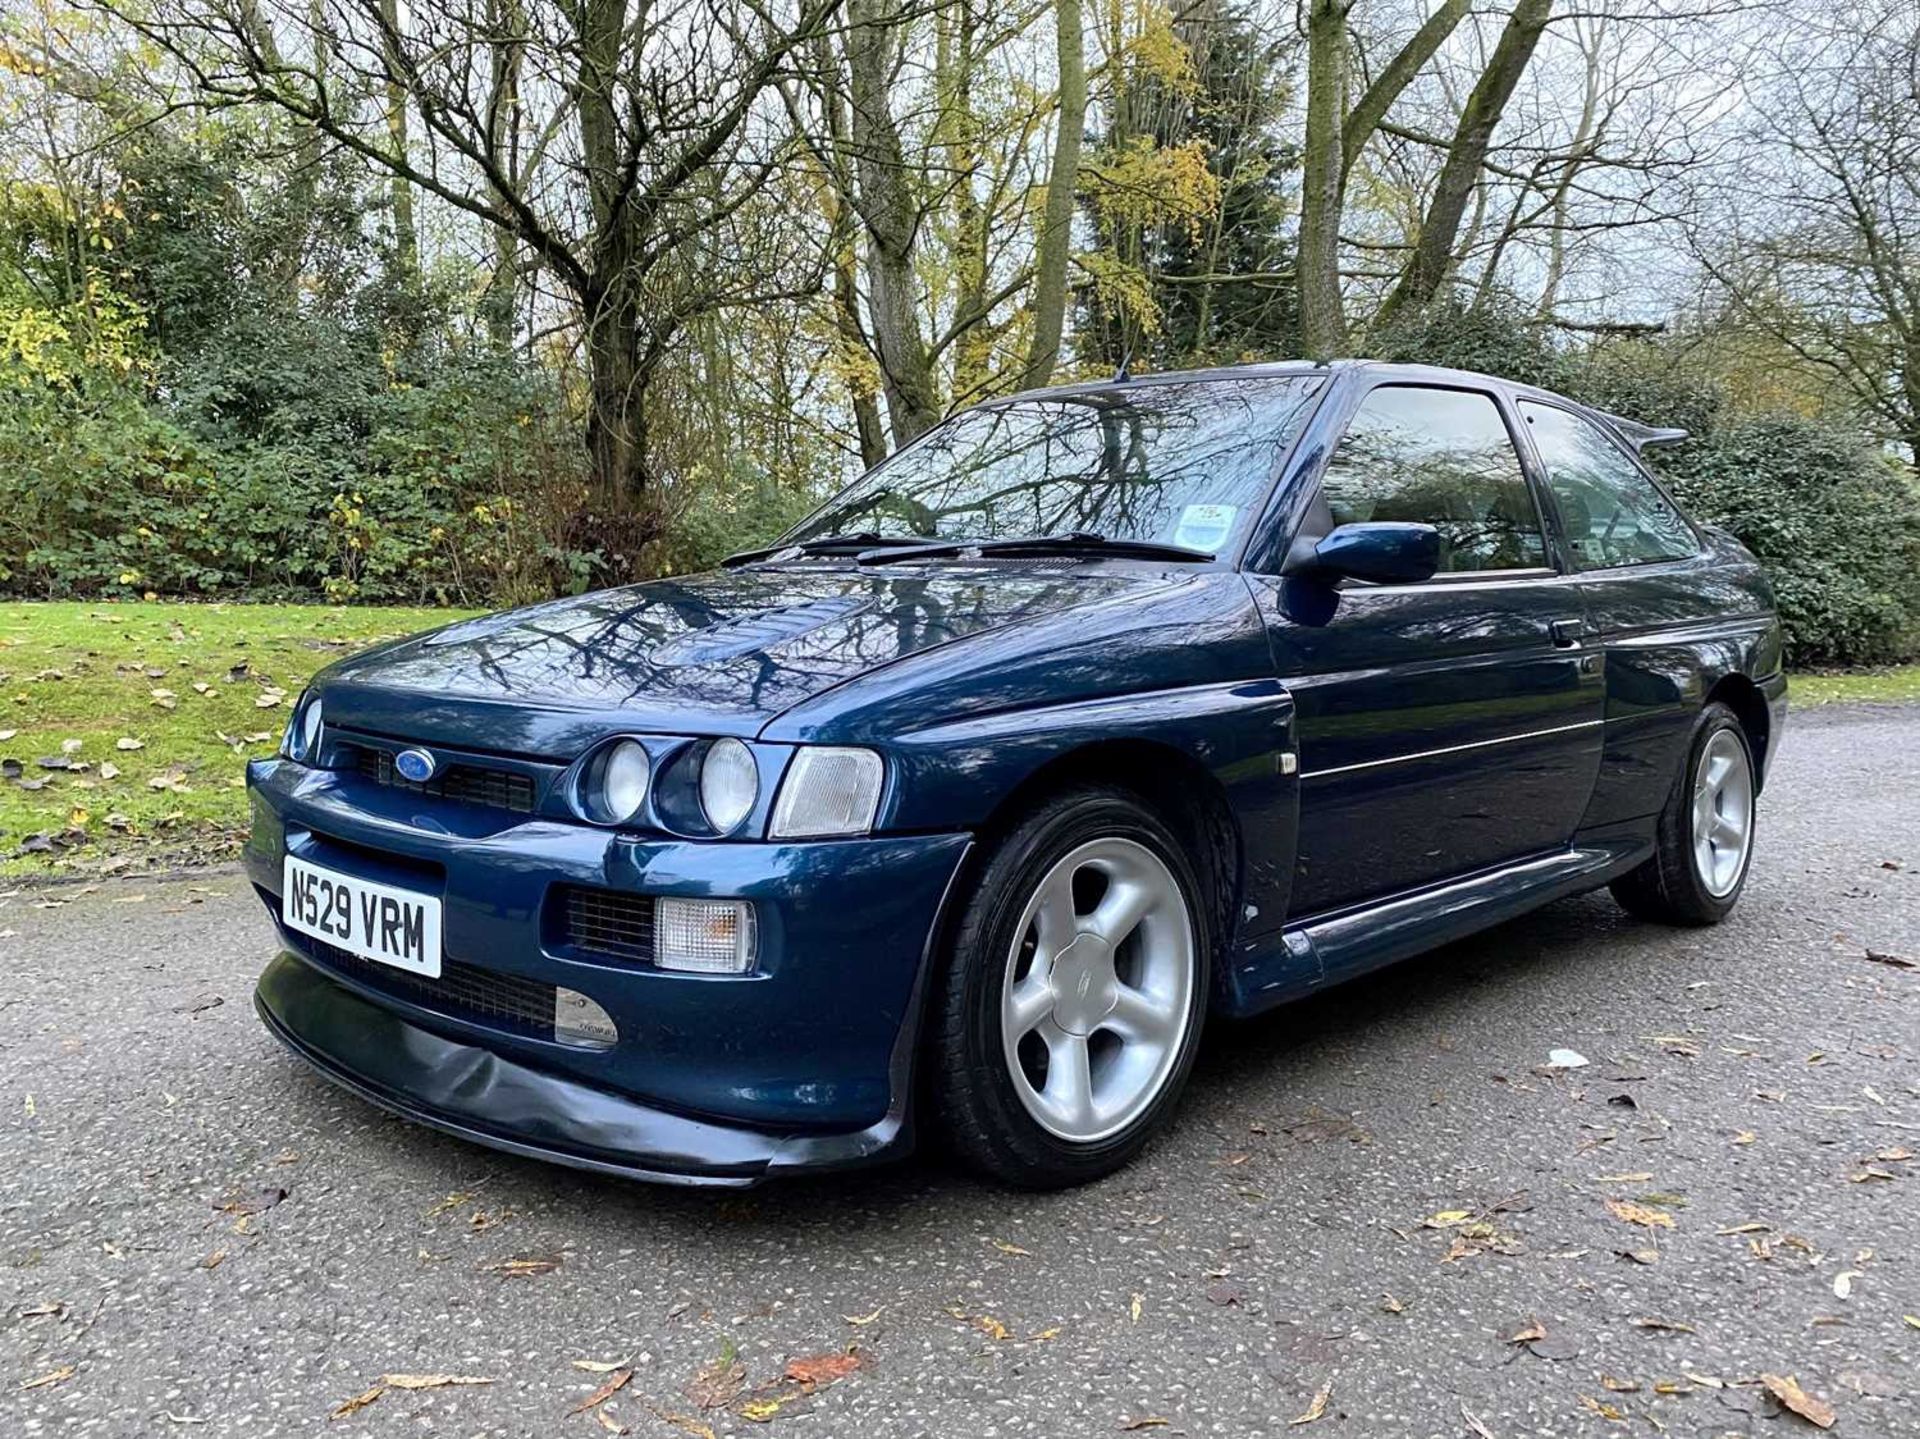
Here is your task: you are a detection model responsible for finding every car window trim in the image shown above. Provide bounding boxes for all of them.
[1511,396,1705,573]
[1307,377,1557,580]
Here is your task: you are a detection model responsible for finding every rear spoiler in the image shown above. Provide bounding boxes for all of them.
[1599,412,1689,454]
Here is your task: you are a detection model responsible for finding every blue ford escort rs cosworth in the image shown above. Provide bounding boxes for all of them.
[246,360,1786,1188]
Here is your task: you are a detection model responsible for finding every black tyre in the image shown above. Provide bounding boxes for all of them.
[930,785,1211,1188]
[1609,701,1756,925]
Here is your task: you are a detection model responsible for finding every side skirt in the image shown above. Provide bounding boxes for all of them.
[1224,831,1654,1018]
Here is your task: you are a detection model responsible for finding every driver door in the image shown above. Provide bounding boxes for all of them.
[1247,381,1604,918]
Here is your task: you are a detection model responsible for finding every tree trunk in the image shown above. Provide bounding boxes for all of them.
[846,0,941,445]
[377,0,416,273]
[1022,0,1086,388]
[584,274,652,513]
[938,2,993,399]
[1379,0,1554,324]
[482,0,525,347]
[1296,0,1351,359]
[576,0,652,509]
[835,248,890,468]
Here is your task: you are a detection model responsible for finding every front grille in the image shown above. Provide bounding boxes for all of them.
[300,934,559,1042]
[349,743,537,814]
[556,886,655,965]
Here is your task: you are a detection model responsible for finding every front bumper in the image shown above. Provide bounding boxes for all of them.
[245,756,971,1182]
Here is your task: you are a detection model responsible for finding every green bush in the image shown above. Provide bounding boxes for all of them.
[1657,417,1920,666]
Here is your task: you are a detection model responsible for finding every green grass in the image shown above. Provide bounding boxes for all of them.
[1788,664,1920,707]
[0,601,475,876]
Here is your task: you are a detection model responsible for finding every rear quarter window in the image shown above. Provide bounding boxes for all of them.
[1519,401,1699,569]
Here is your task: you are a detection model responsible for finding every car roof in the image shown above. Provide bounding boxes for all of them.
[990,359,1687,452]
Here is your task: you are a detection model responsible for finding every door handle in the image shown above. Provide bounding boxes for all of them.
[1551,618,1585,648]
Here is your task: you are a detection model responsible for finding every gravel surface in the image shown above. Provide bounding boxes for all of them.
[2,703,1916,1438]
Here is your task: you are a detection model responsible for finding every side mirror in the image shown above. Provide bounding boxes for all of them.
[1298,522,1441,585]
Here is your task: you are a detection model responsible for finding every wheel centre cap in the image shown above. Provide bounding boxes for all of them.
[1048,933,1116,1036]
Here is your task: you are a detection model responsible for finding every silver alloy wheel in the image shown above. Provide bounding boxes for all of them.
[999,837,1196,1143]
[1691,728,1754,898]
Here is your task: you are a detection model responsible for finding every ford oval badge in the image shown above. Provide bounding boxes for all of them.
[394,748,437,783]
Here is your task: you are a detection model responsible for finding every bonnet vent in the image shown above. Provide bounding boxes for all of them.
[648,596,872,667]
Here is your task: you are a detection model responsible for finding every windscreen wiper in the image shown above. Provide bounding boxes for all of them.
[856,531,1214,565]
[721,532,932,568]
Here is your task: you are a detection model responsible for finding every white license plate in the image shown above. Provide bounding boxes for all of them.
[282,855,443,978]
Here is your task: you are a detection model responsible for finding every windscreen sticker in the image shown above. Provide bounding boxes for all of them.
[1173,503,1237,553]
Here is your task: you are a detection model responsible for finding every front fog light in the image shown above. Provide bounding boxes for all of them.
[654,897,757,974]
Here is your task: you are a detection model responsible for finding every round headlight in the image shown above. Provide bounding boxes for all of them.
[699,738,759,833]
[591,739,652,824]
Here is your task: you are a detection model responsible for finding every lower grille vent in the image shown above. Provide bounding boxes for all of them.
[301,935,559,1041]
[556,886,656,965]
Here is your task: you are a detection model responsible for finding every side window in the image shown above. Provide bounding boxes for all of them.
[1320,386,1546,573]
[1519,401,1698,569]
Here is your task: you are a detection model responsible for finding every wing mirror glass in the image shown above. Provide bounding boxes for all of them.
[1297,522,1441,585]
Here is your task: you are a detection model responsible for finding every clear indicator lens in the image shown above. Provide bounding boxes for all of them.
[699,738,759,833]
[770,747,885,837]
[654,897,757,973]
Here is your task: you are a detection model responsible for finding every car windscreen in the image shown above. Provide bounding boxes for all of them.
[785,375,1327,555]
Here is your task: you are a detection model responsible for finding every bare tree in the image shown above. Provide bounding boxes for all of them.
[87,0,844,528]
[1296,0,1470,356]
[1694,0,1920,455]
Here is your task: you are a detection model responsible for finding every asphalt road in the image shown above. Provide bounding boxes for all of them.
[2,704,1916,1439]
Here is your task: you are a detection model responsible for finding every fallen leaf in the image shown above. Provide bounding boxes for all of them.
[329,1384,385,1419]
[685,1359,746,1409]
[1289,1384,1331,1426]
[1380,1292,1404,1314]
[1864,949,1915,969]
[212,1186,287,1217]
[784,1351,865,1388]
[1631,1317,1696,1334]
[990,1239,1032,1256]
[1760,1373,1835,1429]
[1129,1293,1143,1323]
[569,1369,633,1414]
[595,1409,630,1435]
[483,1254,562,1278]
[842,1308,882,1326]
[1502,1318,1547,1345]
[115,737,143,751]
[386,1374,492,1391]
[1578,1395,1626,1421]
[19,1365,76,1391]
[1423,1209,1474,1228]
[201,1250,225,1270]
[1461,1405,1496,1439]
[1600,1375,1640,1392]
[1832,1270,1861,1299]
[573,1359,633,1374]
[98,762,119,780]
[1606,1198,1675,1229]
[1204,1279,1246,1306]
[1118,1420,1169,1432]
